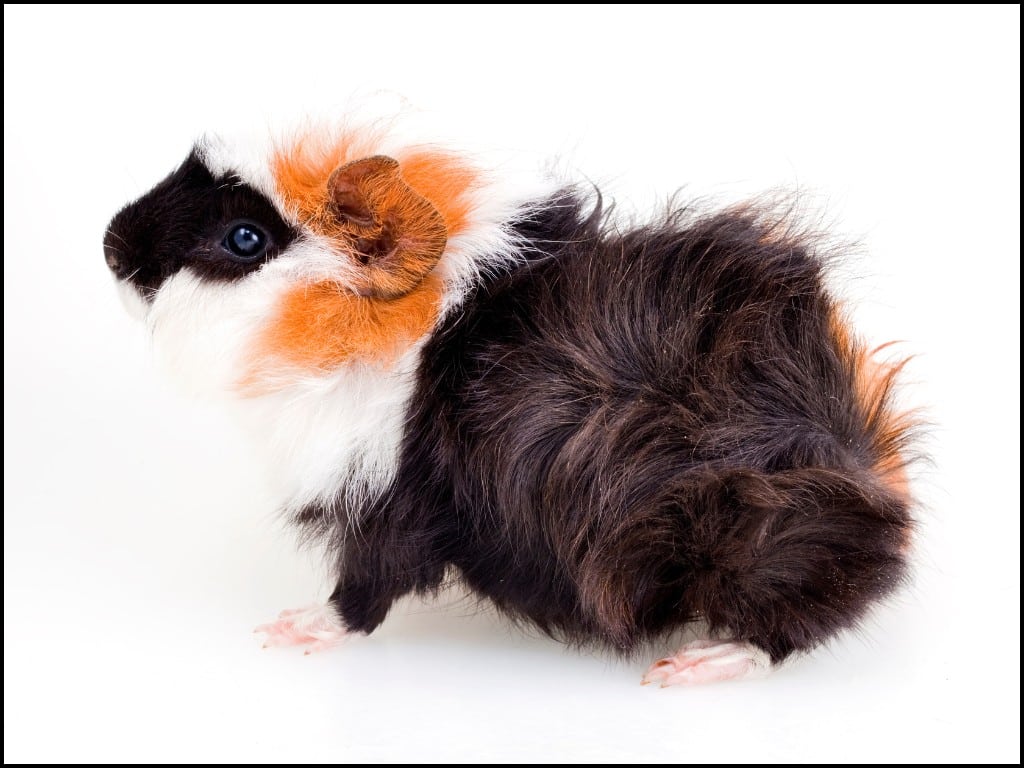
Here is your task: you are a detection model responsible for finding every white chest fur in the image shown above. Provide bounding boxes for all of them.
[235,347,422,515]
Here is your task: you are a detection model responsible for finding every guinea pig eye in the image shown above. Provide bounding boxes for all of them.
[222,222,269,261]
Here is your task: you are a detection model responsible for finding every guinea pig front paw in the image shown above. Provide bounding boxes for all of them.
[254,603,349,655]
[641,639,771,687]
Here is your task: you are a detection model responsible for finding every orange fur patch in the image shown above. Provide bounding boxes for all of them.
[395,150,479,237]
[831,311,915,501]
[272,130,359,230]
[251,131,481,381]
[271,131,479,243]
[244,272,442,390]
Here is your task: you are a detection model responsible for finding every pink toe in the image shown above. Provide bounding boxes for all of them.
[662,657,751,686]
[644,641,771,687]
[641,658,678,685]
[254,604,348,652]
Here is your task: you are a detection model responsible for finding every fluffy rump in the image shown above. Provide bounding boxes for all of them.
[314,190,917,662]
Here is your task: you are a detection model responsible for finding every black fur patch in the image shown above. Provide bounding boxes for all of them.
[304,191,914,663]
[103,149,297,297]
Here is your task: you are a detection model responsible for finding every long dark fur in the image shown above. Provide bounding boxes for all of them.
[305,190,914,663]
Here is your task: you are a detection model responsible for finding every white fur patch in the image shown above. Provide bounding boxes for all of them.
[147,267,287,397]
[114,279,150,322]
[234,345,423,515]
[196,131,281,210]
[431,162,553,319]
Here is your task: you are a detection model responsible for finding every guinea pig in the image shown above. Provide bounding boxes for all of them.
[103,120,916,686]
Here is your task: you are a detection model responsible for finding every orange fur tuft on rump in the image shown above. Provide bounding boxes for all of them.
[831,311,917,503]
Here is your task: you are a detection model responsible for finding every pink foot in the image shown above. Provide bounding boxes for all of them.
[642,639,771,687]
[254,603,349,654]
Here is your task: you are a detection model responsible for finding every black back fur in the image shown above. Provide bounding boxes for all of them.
[312,191,913,663]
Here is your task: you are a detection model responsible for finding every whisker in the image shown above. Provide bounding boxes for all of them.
[104,228,130,247]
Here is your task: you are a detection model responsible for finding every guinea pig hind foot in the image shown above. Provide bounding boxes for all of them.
[641,640,772,687]
[254,603,349,655]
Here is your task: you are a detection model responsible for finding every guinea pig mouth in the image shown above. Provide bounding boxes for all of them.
[114,278,150,322]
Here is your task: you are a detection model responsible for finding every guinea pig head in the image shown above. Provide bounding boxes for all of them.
[104,134,475,397]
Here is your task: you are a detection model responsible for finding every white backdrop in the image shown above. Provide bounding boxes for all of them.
[4,5,1019,763]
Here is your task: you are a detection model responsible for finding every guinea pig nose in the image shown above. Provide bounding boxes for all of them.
[103,239,128,276]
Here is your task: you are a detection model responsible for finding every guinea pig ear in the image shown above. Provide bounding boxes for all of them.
[327,155,447,299]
